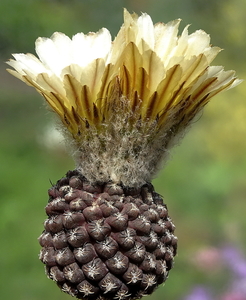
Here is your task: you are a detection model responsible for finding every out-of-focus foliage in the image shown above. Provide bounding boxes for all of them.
[0,0,245,300]
[0,0,124,56]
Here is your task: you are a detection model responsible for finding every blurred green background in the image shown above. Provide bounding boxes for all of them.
[0,0,245,299]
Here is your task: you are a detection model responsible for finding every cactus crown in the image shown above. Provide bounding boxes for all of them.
[7,9,241,186]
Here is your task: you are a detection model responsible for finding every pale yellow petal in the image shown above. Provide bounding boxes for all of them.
[96,63,117,112]
[117,42,143,91]
[145,64,183,120]
[141,46,165,93]
[63,74,94,123]
[136,13,155,50]
[35,73,65,96]
[8,53,48,75]
[154,19,181,61]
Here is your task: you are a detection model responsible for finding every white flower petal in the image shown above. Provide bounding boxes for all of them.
[137,13,155,49]
[72,28,111,66]
[108,25,126,65]
[154,19,181,61]
[168,25,189,58]
[50,32,73,62]
[36,35,66,76]
[186,30,211,56]
[9,53,48,75]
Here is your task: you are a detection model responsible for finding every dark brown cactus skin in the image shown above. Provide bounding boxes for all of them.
[39,170,177,300]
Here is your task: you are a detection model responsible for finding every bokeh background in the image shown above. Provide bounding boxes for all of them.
[0,0,246,299]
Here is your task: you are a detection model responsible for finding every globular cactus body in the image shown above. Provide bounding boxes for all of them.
[39,170,177,300]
